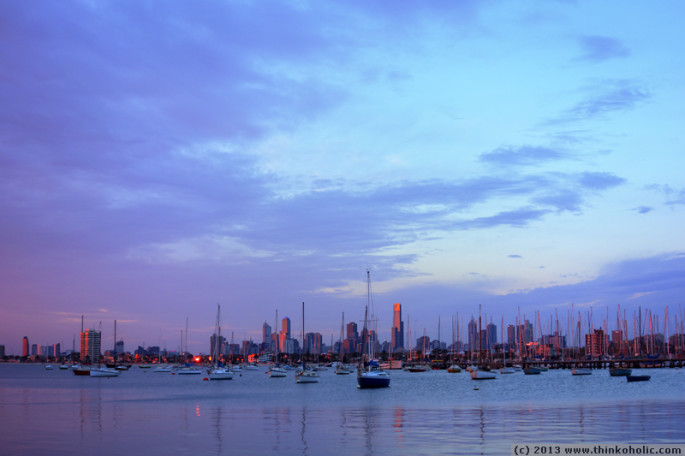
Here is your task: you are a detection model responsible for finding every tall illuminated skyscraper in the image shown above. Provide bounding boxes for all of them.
[22,336,29,357]
[391,303,404,352]
[80,329,101,363]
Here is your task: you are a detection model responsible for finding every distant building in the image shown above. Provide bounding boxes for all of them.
[281,317,291,339]
[391,303,404,353]
[53,343,61,358]
[486,322,497,349]
[262,322,272,346]
[22,337,29,357]
[467,318,477,351]
[305,332,322,355]
[507,325,516,347]
[115,340,124,355]
[80,329,101,363]
[0,345,5,357]
[585,329,608,358]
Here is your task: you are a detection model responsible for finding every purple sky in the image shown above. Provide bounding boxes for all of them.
[2,1,685,355]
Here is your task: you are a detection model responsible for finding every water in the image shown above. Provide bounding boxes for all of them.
[1,364,684,455]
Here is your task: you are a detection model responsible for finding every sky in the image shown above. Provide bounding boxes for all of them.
[2,0,685,355]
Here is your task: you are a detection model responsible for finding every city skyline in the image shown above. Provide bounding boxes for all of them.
[2,2,685,355]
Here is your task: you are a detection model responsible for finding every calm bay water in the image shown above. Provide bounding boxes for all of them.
[1,364,684,455]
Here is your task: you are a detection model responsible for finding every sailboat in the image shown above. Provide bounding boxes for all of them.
[208,304,233,380]
[295,302,320,384]
[571,313,592,376]
[357,269,390,389]
[269,310,287,378]
[499,317,515,374]
[335,312,353,375]
[447,315,462,373]
[470,305,496,380]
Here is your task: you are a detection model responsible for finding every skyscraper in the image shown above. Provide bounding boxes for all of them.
[22,336,29,357]
[391,303,404,352]
[281,317,291,339]
[80,329,101,363]
[262,322,272,345]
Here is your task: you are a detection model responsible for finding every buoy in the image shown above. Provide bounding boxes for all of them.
[474,387,479,390]
[203,377,209,381]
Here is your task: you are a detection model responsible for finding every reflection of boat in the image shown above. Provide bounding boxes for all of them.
[295,302,319,384]
[208,304,234,381]
[523,367,541,375]
[609,368,632,377]
[357,270,390,389]
[572,368,592,376]
[627,375,651,382]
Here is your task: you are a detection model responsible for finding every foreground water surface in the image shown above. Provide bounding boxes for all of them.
[1,364,684,455]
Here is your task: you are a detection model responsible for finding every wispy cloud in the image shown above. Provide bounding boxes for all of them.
[479,146,567,167]
[548,80,650,124]
[576,35,630,63]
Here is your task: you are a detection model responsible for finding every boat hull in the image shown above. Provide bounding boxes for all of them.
[269,368,287,378]
[470,370,496,380]
[295,371,320,383]
[571,368,592,376]
[523,367,541,375]
[208,371,233,380]
[90,368,119,377]
[357,372,390,388]
[627,375,651,382]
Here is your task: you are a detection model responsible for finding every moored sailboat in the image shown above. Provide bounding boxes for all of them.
[207,304,233,381]
[296,302,320,384]
[357,270,390,389]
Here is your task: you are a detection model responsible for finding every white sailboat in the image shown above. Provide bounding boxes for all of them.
[208,304,233,381]
[296,302,319,384]
[357,269,390,389]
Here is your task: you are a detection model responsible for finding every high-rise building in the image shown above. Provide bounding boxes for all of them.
[467,318,477,351]
[281,317,291,339]
[346,322,358,340]
[507,325,516,348]
[80,329,101,363]
[0,345,5,357]
[262,322,272,345]
[391,303,404,352]
[22,337,29,357]
[486,322,497,349]
[115,340,124,355]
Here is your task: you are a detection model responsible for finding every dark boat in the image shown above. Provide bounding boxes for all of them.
[609,368,632,377]
[626,375,651,382]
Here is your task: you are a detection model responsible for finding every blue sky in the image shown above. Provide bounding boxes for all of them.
[1,0,684,355]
